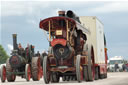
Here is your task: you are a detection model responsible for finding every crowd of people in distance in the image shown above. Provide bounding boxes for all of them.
[114,62,128,72]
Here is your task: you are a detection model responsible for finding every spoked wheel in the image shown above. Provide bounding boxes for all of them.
[51,72,60,83]
[40,67,43,78]
[83,65,88,81]
[25,64,31,81]
[6,58,16,82]
[43,56,51,84]
[76,55,83,83]
[31,57,41,81]
[1,65,6,82]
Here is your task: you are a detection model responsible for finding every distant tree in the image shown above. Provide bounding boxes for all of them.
[0,45,9,64]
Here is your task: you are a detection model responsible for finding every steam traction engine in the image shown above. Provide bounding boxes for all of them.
[39,10,108,83]
[1,34,43,82]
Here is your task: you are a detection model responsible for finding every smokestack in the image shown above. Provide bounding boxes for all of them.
[12,34,18,50]
[67,10,74,18]
[66,10,81,23]
[58,11,65,16]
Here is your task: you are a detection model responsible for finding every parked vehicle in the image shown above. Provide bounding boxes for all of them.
[0,34,43,83]
[107,56,124,72]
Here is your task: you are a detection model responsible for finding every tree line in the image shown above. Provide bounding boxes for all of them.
[0,45,9,64]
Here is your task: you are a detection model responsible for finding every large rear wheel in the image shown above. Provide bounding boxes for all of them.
[43,56,51,84]
[87,46,95,81]
[31,57,41,81]
[25,64,31,81]
[76,55,83,82]
[1,65,6,82]
[6,58,16,82]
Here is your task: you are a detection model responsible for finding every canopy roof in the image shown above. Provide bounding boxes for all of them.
[39,16,75,31]
[39,16,90,34]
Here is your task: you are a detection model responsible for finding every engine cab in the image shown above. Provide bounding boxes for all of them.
[40,10,88,66]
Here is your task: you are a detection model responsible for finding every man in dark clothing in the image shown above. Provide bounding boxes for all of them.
[36,51,40,56]
[122,64,126,71]
[115,62,119,72]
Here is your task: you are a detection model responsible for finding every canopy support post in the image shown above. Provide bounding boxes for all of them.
[49,21,51,41]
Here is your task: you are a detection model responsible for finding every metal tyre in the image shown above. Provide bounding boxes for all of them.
[83,65,88,81]
[51,72,60,83]
[1,65,6,82]
[6,58,16,82]
[25,64,31,81]
[43,56,50,84]
[76,55,83,82]
[95,67,99,80]
[32,57,41,81]
[87,46,95,81]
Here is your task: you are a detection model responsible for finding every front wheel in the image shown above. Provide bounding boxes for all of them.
[25,64,31,81]
[43,56,51,84]
[31,57,41,81]
[76,55,83,82]
[6,58,16,82]
[1,65,6,82]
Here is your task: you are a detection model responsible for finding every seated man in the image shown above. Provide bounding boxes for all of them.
[18,43,24,56]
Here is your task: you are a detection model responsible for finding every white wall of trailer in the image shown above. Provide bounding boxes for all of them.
[80,16,105,64]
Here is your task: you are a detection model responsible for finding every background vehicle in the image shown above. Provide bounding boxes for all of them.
[107,56,124,72]
[39,10,108,84]
[0,34,43,82]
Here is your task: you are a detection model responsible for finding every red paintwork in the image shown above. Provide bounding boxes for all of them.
[105,48,108,64]
[94,48,107,75]
[51,39,67,47]
[41,67,43,77]
[94,64,99,66]
[91,48,95,79]
[37,58,41,80]
[126,64,128,67]
[49,57,57,66]
[50,67,75,73]
[2,66,6,82]
[98,64,107,74]
[81,66,83,80]
[39,16,76,31]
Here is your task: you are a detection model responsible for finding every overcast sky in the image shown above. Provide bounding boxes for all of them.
[0,1,128,59]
